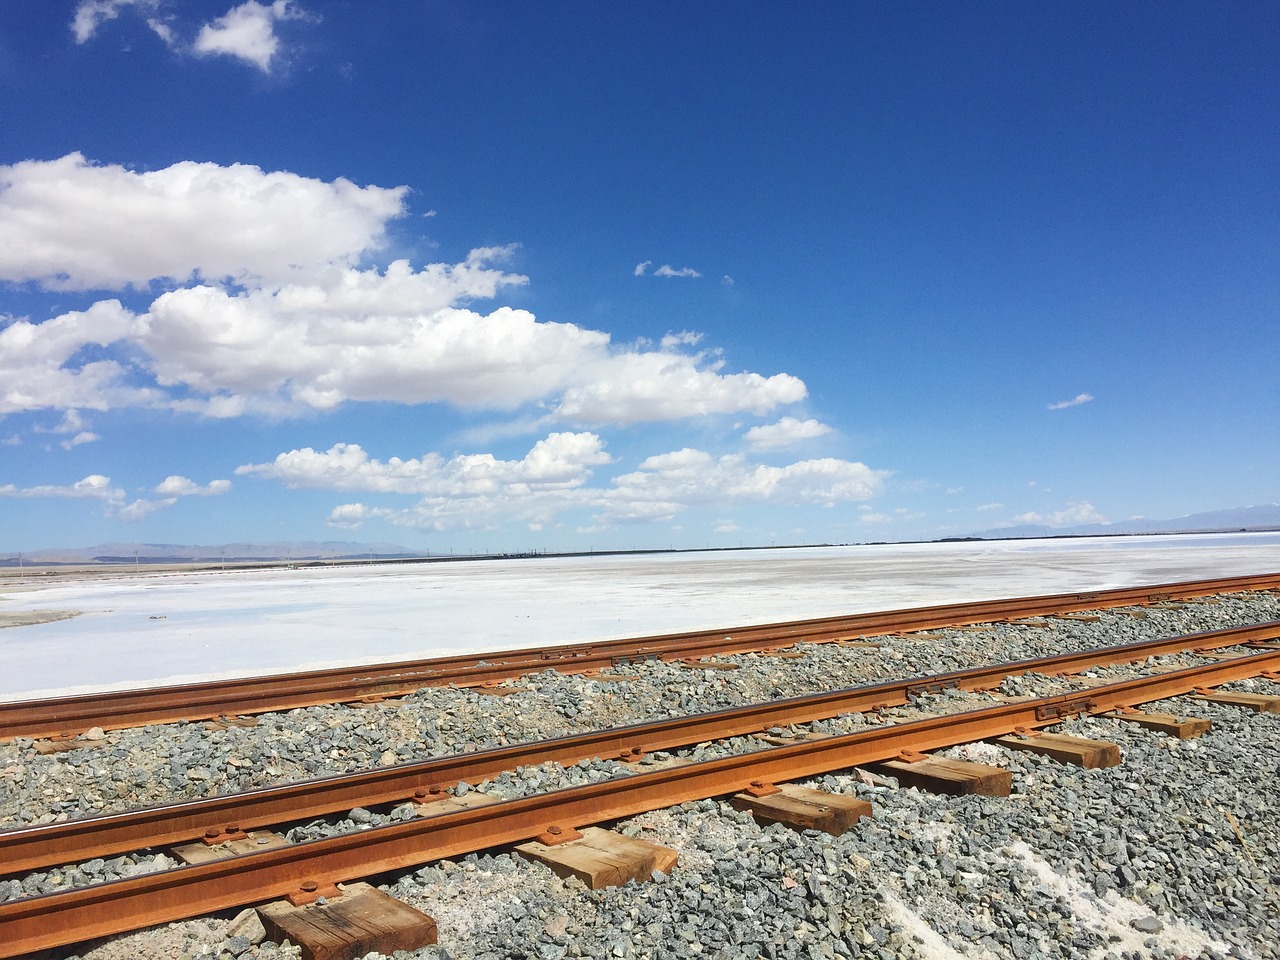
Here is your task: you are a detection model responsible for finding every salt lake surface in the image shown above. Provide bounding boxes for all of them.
[2,533,1279,701]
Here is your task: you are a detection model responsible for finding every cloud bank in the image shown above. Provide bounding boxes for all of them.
[1,153,884,536]
[0,155,808,426]
[0,153,405,290]
[239,434,888,532]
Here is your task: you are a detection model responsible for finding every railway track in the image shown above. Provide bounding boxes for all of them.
[4,571,1280,742]
[3,618,1277,877]
[2,625,1279,955]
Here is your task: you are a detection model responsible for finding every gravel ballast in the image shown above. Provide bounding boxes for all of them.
[2,592,1278,959]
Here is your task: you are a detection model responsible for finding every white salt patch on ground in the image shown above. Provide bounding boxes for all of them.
[1,533,1278,701]
[879,890,983,959]
[1005,840,1229,958]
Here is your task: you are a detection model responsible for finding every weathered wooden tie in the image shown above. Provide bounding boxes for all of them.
[514,826,678,889]
[729,782,872,835]
[1192,689,1280,713]
[871,751,1012,797]
[258,882,437,960]
[1105,710,1211,739]
[995,731,1122,769]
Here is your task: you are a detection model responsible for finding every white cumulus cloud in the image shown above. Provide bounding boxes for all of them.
[743,416,833,450]
[71,0,159,43]
[0,153,406,290]
[193,1,305,72]
[154,475,232,496]
[115,498,177,522]
[241,435,889,533]
[0,471,229,522]
[1010,500,1106,526]
[238,432,613,496]
[652,264,701,279]
[599,451,888,524]
[2,156,808,427]
[0,300,155,416]
[552,353,806,425]
[0,474,124,502]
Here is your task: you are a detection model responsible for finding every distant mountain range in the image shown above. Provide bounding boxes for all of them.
[1,541,423,566]
[974,503,1280,540]
[3,506,1278,566]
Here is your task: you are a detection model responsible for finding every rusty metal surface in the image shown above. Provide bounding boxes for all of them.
[3,618,1278,876]
[2,648,1278,958]
[3,572,1279,742]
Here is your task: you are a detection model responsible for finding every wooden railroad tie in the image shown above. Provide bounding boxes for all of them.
[729,782,872,836]
[994,731,1122,769]
[1104,709,1211,739]
[1192,689,1280,713]
[515,826,678,889]
[869,751,1012,797]
[258,882,437,960]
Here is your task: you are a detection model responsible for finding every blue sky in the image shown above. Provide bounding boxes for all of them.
[1,2,1277,554]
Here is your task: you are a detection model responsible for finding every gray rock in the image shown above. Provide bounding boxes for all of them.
[1129,915,1164,934]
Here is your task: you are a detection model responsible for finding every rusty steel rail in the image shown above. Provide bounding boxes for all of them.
[2,649,1278,958]
[3,572,1279,742]
[3,619,1278,878]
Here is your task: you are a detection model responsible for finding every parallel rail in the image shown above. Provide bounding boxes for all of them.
[4,572,1279,741]
[3,619,1278,877]
[2,649,1278,957]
